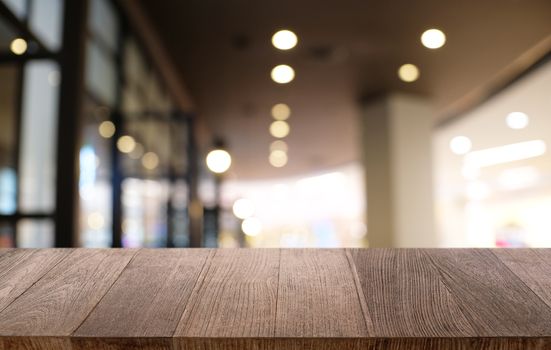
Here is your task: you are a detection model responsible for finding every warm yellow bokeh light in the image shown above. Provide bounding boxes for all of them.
[206,149,232,173]
[421,28,446,49]
[117,135,136,153]
[98,121,116,138]
[271,64,295,84]
[270,120,290,138]
[398,64,420,82]
[271,29,298,50]
[271,103,291,120]
[10,38,27,55]
[269,150,288,168]
[270,140,288,152]
[142,152,159,170]
[87,212,105,230]
[241,217,262,236]
[232,198,255,219]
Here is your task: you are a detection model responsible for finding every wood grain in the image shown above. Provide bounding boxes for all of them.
[174,249,279,338]
[425,249,551,336]
[348,248,475,337]
[275,249,367,337]
[0,249,72,313]
[74,249,210,339]
[0,248,551,349]
[492,249,551,309]
[0,248,136,336]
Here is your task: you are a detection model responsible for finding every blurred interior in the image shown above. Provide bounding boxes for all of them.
[1,0,550,248]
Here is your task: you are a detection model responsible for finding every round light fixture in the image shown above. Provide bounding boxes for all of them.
[506,112,529,130]
[232,198,255,219]
[206,149,232,174]
[10,38,27,55]
[398,64,420,82]
[269,150,288,168]
[421,29,446,49]
[449,136,472,155]
[271,29,298,50]
[241,217,262,236]
[271,103,291,120]
[98,121,115,138]
[271,64,295,84]
[270,120,290,138]
[142,152,159,170]
[117,135,136,153]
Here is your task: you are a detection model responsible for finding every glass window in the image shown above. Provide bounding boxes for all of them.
[17,219,54,247]
[85,40,117,107]
[1,0,26,20]
[0,16,18,50]
[0,65,19,214]
[0,222,14,248]
[19,60,60,213]
[88,0,118,52]
[79,99,113,247]
[29,0,64,51]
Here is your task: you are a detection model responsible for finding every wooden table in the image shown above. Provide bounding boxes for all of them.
[0,248,550,349]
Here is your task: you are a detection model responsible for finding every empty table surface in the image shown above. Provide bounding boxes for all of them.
[0,248,551,349]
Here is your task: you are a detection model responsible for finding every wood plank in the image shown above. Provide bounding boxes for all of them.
[71,337,171,350]
[275,249,367,337]
[493,249,551,309]
[74,248,211,339]
[0,248,136,337]
[348,248,475,337]
[0,249,72,312]
[174,249,279,338]
[424,249,551,336]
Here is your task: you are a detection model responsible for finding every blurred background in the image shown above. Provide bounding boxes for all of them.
[0,0,550,248]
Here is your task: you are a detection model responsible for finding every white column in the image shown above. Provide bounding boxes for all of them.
[361,93,436,247]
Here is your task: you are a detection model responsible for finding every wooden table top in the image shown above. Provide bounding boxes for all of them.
[0,248,550,349]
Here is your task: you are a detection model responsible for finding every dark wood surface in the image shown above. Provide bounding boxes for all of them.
[1,248,551,349]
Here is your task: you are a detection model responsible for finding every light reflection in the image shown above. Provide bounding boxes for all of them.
[206,149,232,173]
[270,140,288,152]
[142,152,159,170]
[398,64,419,82]
[232,198,255,219]
[242,217,262,236]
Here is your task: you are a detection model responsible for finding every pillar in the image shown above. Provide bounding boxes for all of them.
[361,93,435,247]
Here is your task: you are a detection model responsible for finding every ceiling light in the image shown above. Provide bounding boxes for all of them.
[232,198,255,219]
[241,217,262,236]
[271,29,298,50]
[117,135,136,153]
[421,29,446,49]
[271,64,295,84]
[506,112,529,130]
[464,140,546,169]
[270,121,290,138]
[449,136,472,155]
[142,152,159,170]
[398,64,420,82]
[498,166,539,190]
[270,140,288,152]
[271,103,291,120]
[10,38,27,55]
[269,150,288,167]
[206,149,232,174]
[98,121,115,138]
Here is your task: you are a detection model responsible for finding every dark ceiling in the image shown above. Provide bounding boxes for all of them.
[138,0,551,180]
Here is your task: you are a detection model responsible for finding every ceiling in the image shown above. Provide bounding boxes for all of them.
[138,0,551,180]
